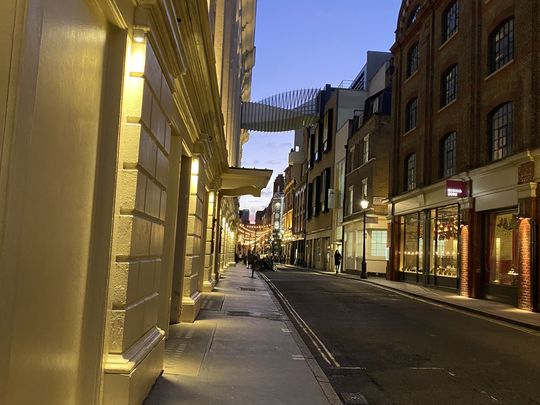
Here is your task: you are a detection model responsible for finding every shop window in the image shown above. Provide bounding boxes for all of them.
[405,98,418,132]
[487,211,519,286]
[488,18,514,74]
[441,64,458,107]
[399,213,424,274]
[489,102,513,161]
[441,132,456,178]
[371,230,387,257]
[442,1,459,43]
[407,42,419,77]
[429,206,458,279]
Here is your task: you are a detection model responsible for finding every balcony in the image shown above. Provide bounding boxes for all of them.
[288,150,304,165]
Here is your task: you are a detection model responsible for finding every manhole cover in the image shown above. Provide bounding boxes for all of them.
[341,392,368,404]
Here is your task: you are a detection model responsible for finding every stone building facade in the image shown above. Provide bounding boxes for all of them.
[0,1,270,404]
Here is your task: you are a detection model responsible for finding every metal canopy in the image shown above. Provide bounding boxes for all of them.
[241,89,320,132]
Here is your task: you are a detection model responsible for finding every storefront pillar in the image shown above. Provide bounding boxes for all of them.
[517,182,537,311]
[459,198,481,298]
[387,215,401,281]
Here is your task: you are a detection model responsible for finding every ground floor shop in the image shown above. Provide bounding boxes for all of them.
[305,233,331,270]
[343,216,388,276]
[389,153,539,311]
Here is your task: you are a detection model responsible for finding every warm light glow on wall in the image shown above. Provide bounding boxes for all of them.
[191,158,200,175]
[209,192,215,204]
[129,41,146,76]
[133,28,146,43]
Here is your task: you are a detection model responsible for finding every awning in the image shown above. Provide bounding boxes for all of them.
[220,167,273,197]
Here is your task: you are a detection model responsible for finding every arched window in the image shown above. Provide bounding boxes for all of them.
[441,64,458,107]
[405,153,417,191]
[489,18,514,73]
[442,1,459,43]
[441,132,456,178]
[407,42,419,77]
[489,102,513,161]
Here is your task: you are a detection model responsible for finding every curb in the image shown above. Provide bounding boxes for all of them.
[258,271,343,405]
[276,264,540,333]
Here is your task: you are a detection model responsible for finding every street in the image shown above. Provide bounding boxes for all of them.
[263,267,540,405]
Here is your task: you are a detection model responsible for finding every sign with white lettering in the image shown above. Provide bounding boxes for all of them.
[446,180,467,197]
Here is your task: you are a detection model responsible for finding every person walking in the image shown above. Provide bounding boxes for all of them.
[334,249,342,274]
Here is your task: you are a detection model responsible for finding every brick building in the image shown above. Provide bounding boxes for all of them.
[388,0,540,310]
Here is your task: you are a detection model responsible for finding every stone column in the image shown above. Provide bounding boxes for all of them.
[180,157,206,322]
[103,37,168,405]
[203,190,218,291]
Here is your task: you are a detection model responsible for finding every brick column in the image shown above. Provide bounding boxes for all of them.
[517,181,537,311]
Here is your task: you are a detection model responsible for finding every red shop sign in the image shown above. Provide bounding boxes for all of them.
[446,180,467,197]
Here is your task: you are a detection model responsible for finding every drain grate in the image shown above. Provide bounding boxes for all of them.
[341,392,368,404]
[239,287,257,291]
[226,310,252,316]
[225,310,285,321]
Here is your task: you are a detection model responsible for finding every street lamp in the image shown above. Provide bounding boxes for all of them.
[360,198,369,279]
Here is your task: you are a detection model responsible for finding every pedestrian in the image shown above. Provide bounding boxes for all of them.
[334,249,342,274]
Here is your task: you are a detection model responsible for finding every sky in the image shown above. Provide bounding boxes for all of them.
[239,0,403,220]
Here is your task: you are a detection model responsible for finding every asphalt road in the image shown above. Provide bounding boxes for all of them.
[263,267,540,405]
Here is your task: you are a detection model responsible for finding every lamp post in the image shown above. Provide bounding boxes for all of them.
[360,198,369,279]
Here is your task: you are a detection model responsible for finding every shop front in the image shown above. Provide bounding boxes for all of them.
[398,204,460,289]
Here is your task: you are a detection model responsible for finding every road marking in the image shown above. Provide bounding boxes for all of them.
[292,354,305,361]
[281,328,291,333]
[260,272,341,368]
[480,390,500,403]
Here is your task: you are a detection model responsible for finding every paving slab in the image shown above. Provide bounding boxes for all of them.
[144,263,339,405]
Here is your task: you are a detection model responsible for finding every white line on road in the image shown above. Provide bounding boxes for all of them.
[260,272,341,368]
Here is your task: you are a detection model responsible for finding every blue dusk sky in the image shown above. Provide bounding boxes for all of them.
[239,0,403,220]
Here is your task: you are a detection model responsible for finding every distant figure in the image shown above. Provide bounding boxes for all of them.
[334,250,342,274]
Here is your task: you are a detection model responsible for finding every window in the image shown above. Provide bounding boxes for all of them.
[322,109,333,153]
[407,5,421,27]
[348,145,356,172]
[489,18,514,73]
[321,168,331,212]
[487,211,519,286]
[348,186,354,215]
[405,98,418,132]
[442,1,459,43]
[407,42,419,77]
[405,154,416,191]
[371,230,387,257]
[441,132,456,178]
[489,102,513,161]
[307,182,313,219]
[314,124,320,162]
[361,178,368,200]
[362,135,370,164]
[314,176,321,216]
[441,64,458,107]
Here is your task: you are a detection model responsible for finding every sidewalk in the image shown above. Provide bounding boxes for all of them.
[277,263,540,332]
[144,263,341,405]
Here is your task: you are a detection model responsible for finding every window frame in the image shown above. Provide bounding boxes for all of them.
[405,153,417,191]
[405,98,418,132]
[488,17,514,74]
[441,1,459,44]
[362,135,370,164]
[407,42,419,77]
[489,102,513,161]
[441,131,456,178]
[441,64,458,107]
